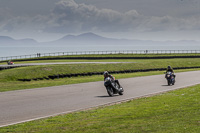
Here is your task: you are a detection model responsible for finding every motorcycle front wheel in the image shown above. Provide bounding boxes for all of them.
[168,80,171,86]
[118,87,124,95]
[172,79,175,85]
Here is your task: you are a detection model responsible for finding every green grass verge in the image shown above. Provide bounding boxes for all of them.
[1,58,200,92]
[1,58,200,80]
[1,83,200,132]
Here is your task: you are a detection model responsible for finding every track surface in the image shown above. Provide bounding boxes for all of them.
[0,62,132,67]
[1,71,200,127]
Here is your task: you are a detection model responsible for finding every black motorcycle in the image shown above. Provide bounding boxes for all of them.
[165,72,175,86]
[104,77,124,96]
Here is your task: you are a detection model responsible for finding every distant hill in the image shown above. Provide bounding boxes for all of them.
[1,33,200,46]
[47,32,117,45]
[0,36,16,43]
[60,32,106,41]
[0,36,38,45]
[18,38,38,44]
[46,32,200,46]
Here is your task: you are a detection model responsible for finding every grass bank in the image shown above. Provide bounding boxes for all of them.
[2,58,200,80]
[1,58,200,92]
[1,83,200,132]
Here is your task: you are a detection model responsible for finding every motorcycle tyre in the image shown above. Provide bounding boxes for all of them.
[107,87,114,97]
[172,79,175,85]
[168,80,171,86]
[118,88,124,95]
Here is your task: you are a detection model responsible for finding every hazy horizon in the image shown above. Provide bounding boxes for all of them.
[1,31,200,57]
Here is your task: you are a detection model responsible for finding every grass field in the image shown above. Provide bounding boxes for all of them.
[0,83,200,132]
[1,57,200,92]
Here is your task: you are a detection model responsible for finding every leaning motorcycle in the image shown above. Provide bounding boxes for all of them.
[165,72,175,86]
[104,77,124,96]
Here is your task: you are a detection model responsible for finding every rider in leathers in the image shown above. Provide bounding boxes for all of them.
[103,71,122,90]
[165,65,175,78]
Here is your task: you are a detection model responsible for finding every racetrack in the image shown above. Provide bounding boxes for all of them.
[0,62,132,67]
[1,70,200,127]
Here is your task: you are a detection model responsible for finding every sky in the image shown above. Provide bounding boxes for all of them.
[0,0,200,42]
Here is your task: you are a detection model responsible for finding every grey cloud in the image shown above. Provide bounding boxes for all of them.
[2,23,14,32]
[0,14,48,33]
[44,0,142,33]
[46,0,186,33]
[0,7,13,24]
[75,0,200,17]
[0,0,199,35]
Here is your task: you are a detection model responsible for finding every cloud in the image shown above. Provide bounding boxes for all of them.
[0,7,13,31]
[43,0,200,33]
[43,0,142,33]
[0,0,200,35]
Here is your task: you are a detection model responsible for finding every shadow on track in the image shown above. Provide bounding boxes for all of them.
[95,95,121,98]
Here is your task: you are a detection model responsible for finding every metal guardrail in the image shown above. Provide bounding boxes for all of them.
[1,50,200,61]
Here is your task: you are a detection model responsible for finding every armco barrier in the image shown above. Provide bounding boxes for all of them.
[17,66,200,82]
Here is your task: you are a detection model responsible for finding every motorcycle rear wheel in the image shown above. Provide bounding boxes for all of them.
[107,87,114,97]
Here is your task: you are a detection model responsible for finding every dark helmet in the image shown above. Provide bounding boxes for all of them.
[103,71,109,76]
[167,65,171,69]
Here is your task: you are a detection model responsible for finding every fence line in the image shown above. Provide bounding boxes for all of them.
[1,50,200,61]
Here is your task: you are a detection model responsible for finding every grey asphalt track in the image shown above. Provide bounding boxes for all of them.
[0,70,200,127]
[0,62,132,67]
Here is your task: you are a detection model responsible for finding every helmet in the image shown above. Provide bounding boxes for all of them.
[103,71,109,76]
[167,65,171,69]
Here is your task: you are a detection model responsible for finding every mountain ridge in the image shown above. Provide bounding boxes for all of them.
[1,33,200,46]
[0,36,38,45]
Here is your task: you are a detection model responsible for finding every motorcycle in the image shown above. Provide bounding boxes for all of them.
[7,61,14,65]
[165,72,175,86]
[104,77,124,96]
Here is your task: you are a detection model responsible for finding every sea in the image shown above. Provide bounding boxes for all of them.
[1,43,200,57]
